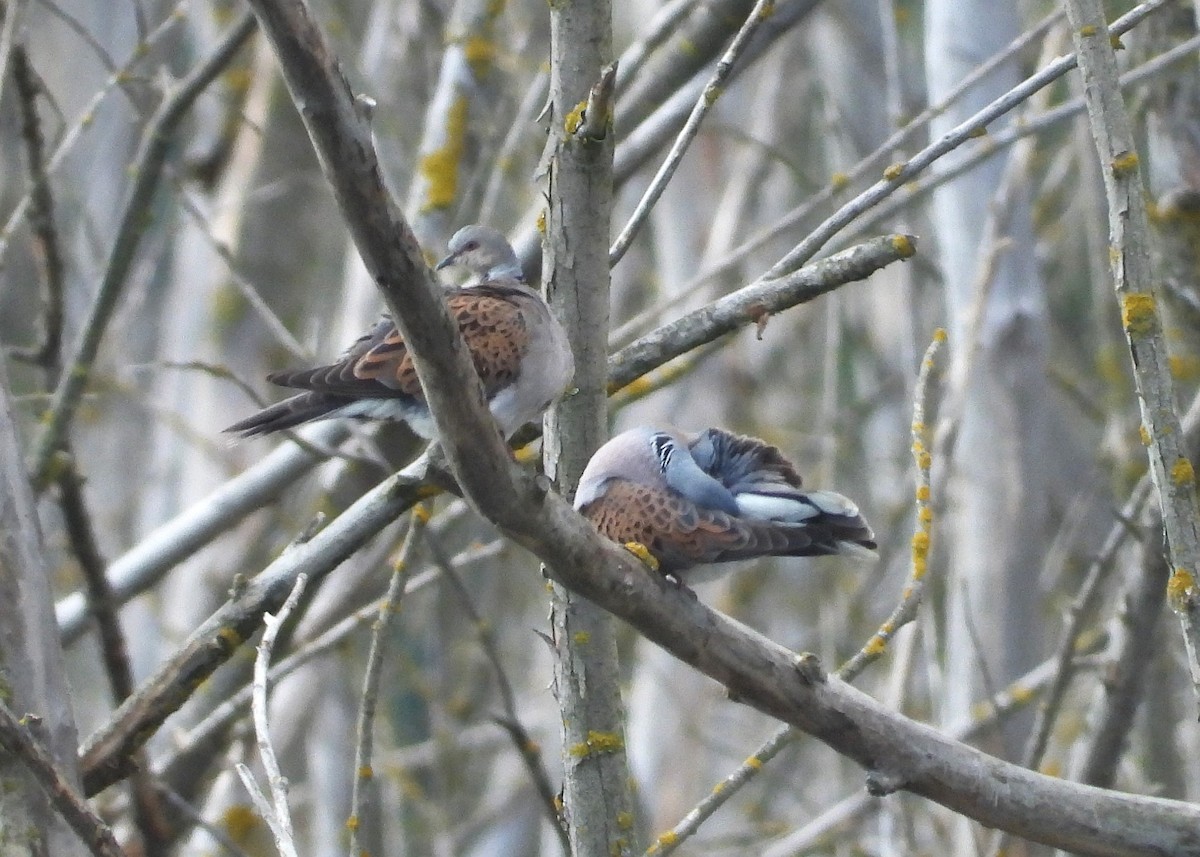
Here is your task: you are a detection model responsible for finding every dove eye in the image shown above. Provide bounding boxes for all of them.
[463,240,479,251]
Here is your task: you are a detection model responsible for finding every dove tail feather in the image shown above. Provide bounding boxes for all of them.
[772,509,877,562]
[224,393,347,437]
[834,539,880,562]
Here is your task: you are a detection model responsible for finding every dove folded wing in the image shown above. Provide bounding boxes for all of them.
[578,479,855,574]
[687,427,804,494]
[267,287,533,403]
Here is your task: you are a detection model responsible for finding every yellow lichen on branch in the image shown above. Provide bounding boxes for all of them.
[563,100,587,135]
[646,830,679,854]
[911,531,930,580]
[1120,292,1158,337]
[891,234,916,258]
[1169,568,1197,611]
[1111,150,1139,178]
[418,94,469,212]
[568,730,626,758]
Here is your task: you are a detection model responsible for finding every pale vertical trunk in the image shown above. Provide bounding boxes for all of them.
[924,0,1051,770]
[543,2,635,855]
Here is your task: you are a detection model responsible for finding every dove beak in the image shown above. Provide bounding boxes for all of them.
[434,253,456,271]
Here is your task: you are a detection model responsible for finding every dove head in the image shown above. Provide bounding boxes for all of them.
[575,427,681,510]
[436,225,524,282]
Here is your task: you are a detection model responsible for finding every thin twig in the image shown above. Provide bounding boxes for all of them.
[157,541,508,788]
[57,460,134,702]
[839,329,945,681]
[609,0,775,267]
[614,0,697,88]
[174,187,310,359]
[477,69,548,227]
[644,723,795,857]
[424,527,568,851]
[155,784,254,857]
[1078,513,1170,785]
[347,511,426,857]
[34,0,118,73]
[1019,479,1154,769]
[0,0,192,267]
[8,44,65,371]
[28,10,258,490]
[236,574,307,857]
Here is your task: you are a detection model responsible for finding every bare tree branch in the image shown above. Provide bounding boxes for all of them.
[607,233,916,392]
[9,43,65,371]
[79,451,435,794]
[236,575,307,857]
[1062,0,1200,714]
[0,702,125,857]
[424,529,568,851]
[609,0,775,267]
[57,422,348,643]
[1080,513,1169,787]
[347,513,424,857]
[0,345,88,856]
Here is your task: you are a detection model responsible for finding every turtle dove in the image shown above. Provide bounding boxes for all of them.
[575,426,876,580]
[226,225,574,440]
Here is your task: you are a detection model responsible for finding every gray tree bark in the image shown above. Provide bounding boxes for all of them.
[542,3,637,856]
[0,354,87,857]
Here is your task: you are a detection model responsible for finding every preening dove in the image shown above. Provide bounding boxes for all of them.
[575,426,876,580]
[226,225,574,440]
